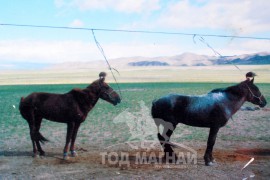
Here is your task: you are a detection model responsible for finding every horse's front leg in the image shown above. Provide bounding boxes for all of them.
[204,127,219,166]
[63,122,75,160]
[69,123,81,157]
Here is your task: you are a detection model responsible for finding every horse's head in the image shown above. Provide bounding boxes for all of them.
[90,72,121,106]
[244,79,267,108]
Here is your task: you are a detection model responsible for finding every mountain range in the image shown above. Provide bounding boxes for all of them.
[1,52,270,70]
[126,52,270,67]
[51,52,270,69]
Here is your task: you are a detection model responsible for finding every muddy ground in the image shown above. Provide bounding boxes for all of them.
[1,110,270,180]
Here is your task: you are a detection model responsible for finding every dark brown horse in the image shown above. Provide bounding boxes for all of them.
[151,78,267,166]
[19,72,121,159]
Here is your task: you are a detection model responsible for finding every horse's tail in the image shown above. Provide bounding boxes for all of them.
[19,97,24,111]
[151,100,162,136]
[19,97,31,120]
[151,99,158,119]
[32,132,49,144]
[19,97,27,119]
[19,97,49,143]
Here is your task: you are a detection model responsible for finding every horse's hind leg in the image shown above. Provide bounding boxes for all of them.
[27,120,38,157]
[30,138,38,157]
[27,112,47,157]
[204,127,219,166]
[23,109,38,157]
[35,117,45,156]
[157,120,177,162]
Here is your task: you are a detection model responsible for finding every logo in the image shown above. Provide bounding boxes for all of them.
[100,101,197,168]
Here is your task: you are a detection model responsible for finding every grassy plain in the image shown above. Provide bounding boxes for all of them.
[0,70,269,179]
[0,82,269,151]
[0,64,269,150]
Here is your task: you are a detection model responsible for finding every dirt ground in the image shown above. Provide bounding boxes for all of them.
[1,110,270,180]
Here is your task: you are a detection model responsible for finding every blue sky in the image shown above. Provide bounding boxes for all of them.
[0,0,270,66]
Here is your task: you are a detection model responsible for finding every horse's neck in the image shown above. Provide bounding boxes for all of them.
[227,95,246,115]
[225,86,247,115]
[84,87,100,107]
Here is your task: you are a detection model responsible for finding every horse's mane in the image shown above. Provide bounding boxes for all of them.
[209,80,247,95]
[210,88,226,93]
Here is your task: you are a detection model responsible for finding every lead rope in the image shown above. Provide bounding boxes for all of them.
[91,30,122,99]
[194,35,243,121]
[194,35,242,72]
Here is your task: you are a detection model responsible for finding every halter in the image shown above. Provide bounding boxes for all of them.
[245,84,263,104]
[102,88,116,99]
[98,80,116,100]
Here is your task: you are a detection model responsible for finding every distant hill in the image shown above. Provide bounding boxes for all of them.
[128,61,169,66]
[216,54,270,65]
[125,52,270,67]
[46,52,270,70]
[2,52,270,71]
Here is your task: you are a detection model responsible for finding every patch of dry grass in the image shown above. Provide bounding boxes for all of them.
[0,65,269,85]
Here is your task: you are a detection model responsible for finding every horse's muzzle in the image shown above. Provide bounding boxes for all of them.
[113,97,121,106]
[259,101,267,108]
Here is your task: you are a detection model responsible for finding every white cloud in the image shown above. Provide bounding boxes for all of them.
[0,39,194,63]
[102,42,184,58]
[69,19,84,27]
[54,0,270,35]
[56,0,160,13]
[0,40,98,63]
[0,38,269,64]
[155,0,270,34]
[226,39,270,55]
[54,0,66,8]
[194,39,270,56]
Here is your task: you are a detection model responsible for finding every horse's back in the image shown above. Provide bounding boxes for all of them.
[20,92,76,122]
[152,93,227,127]
[21,92,66,109]
[152,94,189,125]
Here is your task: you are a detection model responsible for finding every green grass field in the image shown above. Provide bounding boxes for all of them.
[0,82,269,151]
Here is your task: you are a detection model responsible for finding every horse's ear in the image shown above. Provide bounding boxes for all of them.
[99,76,105,82]
[99,72,107,82]
[250,77,254,84]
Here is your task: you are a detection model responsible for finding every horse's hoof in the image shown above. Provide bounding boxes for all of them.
[32,152,39,158]
[63,155,69,160]
[33,154,39,158]
[70,151,78,157]
[63,152,69,160]
[205,162,214,166]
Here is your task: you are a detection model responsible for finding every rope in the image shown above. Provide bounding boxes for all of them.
[1,23,270,40]
[91,30,122,99]
[1,23,267,74]
[194,35,242,72]
[2,23,267,78]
